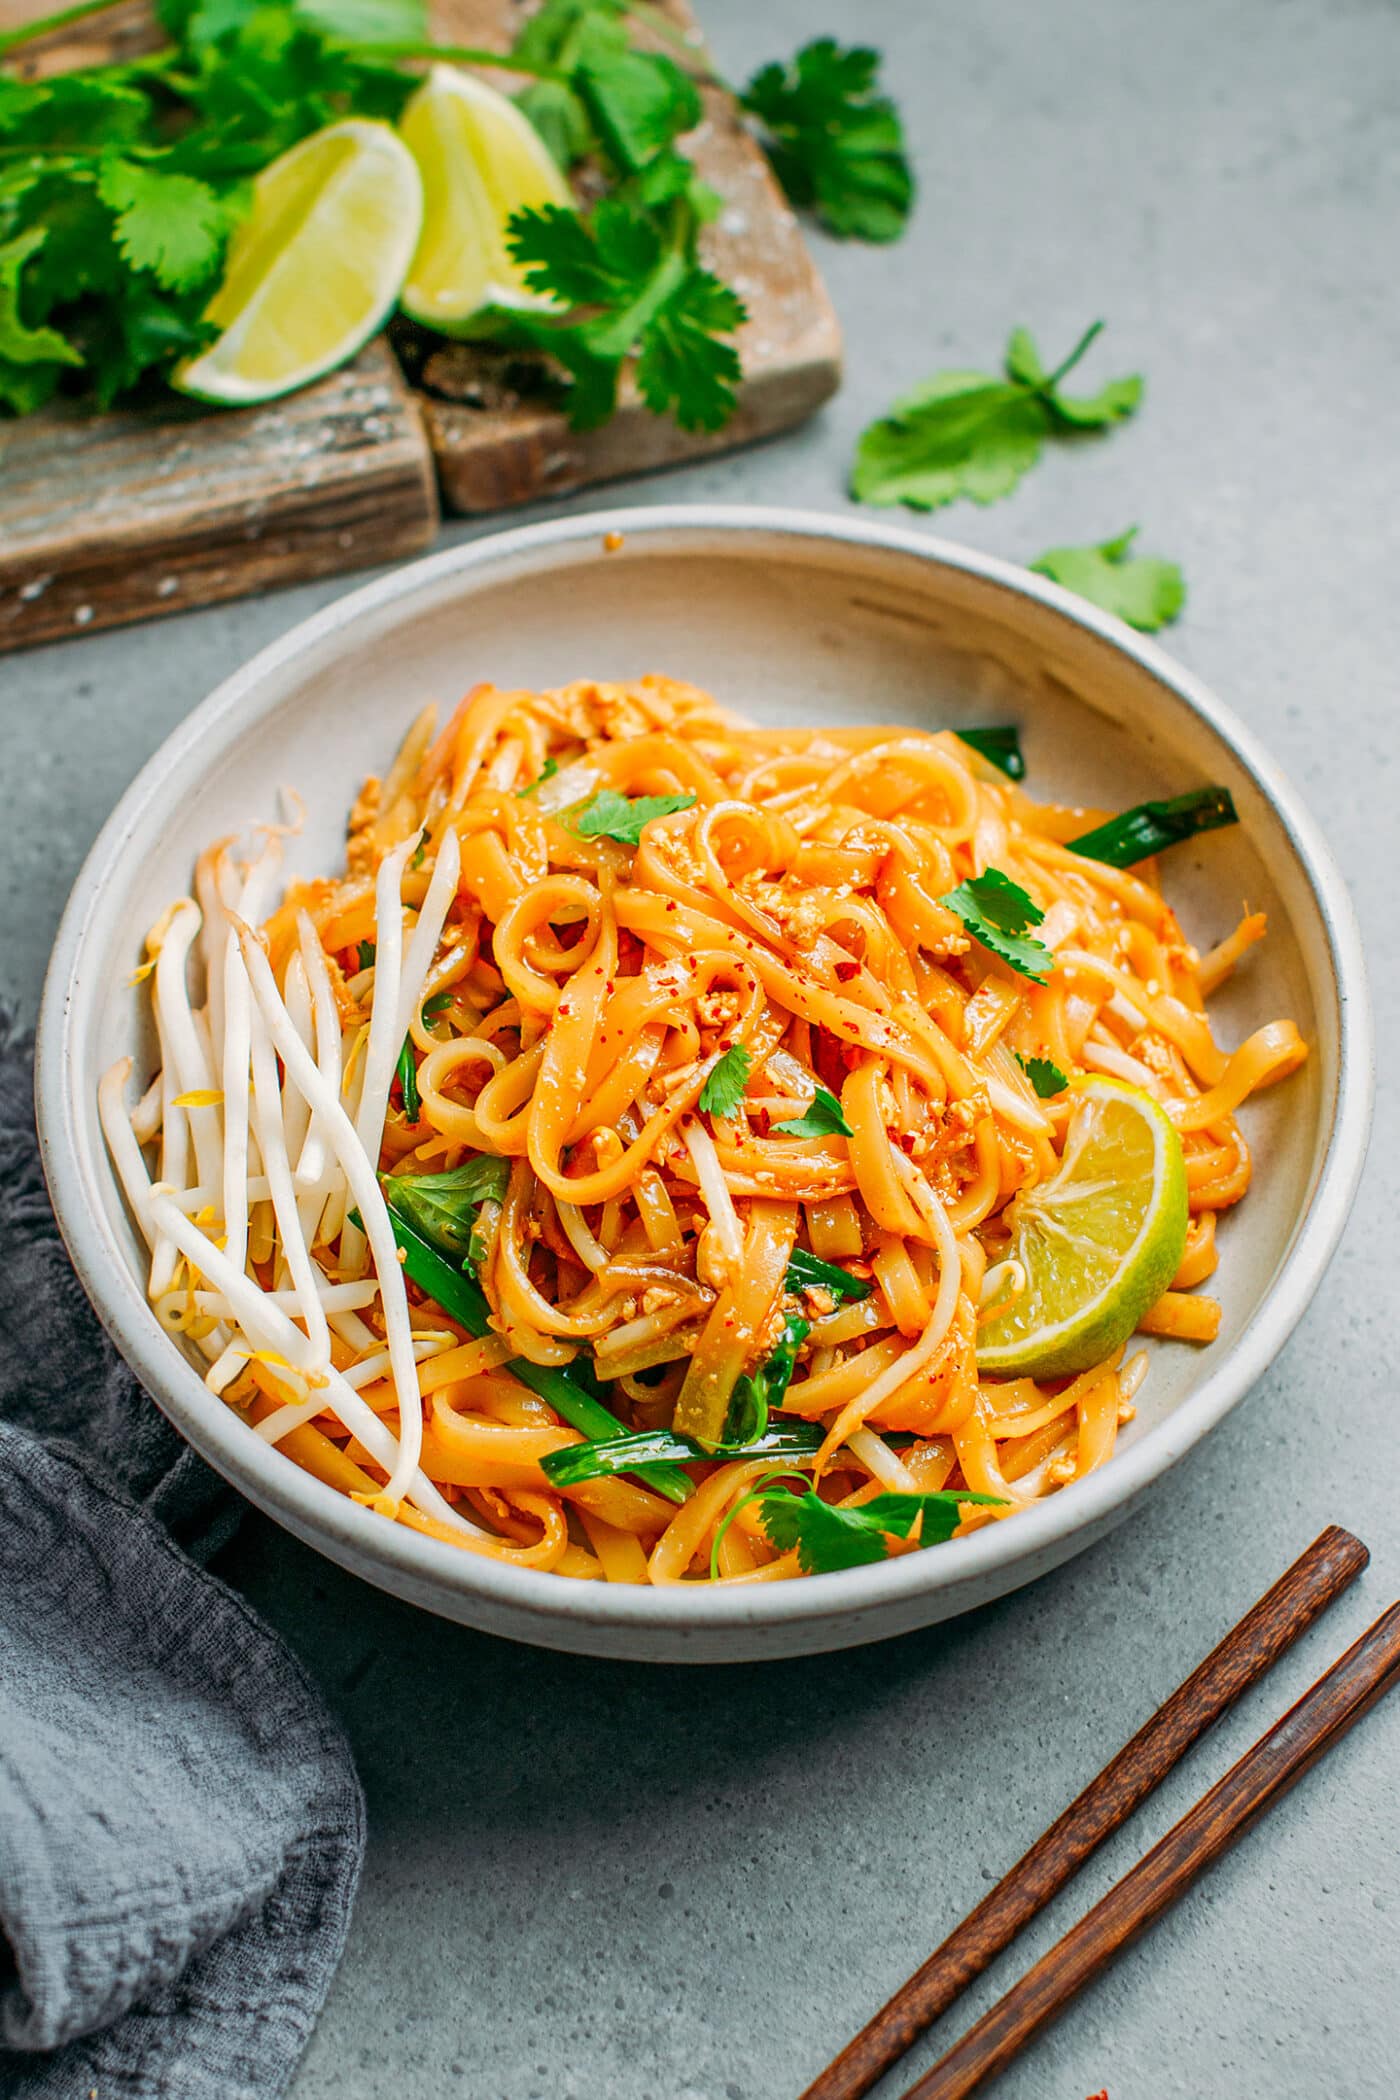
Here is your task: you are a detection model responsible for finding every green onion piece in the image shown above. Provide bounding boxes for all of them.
[382,1203,692,1505]
[723,1312,810,1446]
[395,1037,421,1123]
[542,1416,918,1489]
[955,726,1025,779]
[786,1247,871,1303]
[541,1414,833,1488]
[1068,786,1238,869]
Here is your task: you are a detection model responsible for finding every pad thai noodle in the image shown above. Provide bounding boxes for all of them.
[100,676,1307,1585]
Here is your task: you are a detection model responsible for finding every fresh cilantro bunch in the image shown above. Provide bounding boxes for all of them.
[492,3,911,432]
[739,37,912,242]
[0,0,424,415]
[852,320,1143,511]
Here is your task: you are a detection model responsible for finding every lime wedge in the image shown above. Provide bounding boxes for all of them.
[398,64,573,329]
[977,1076,1189,1378]
[174,120,423,406]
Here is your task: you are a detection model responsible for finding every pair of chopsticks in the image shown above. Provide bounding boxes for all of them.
[800,1525,1397,2100]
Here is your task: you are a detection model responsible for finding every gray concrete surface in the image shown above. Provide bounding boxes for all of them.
[4,1,1398,2094]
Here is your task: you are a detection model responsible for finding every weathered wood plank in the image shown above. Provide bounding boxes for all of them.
[0,343,440,652]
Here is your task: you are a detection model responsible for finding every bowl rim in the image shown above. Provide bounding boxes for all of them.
[35,502,1375,1637]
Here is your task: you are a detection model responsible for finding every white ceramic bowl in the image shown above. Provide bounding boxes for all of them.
[36,507,1372,1662]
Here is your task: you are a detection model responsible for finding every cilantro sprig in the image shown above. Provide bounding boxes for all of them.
[1017,1053,1069,1099]
[739,37,913,242]
[1031,526,1186,633]
[569,787,696,843]
[505,196,745,432]
[939,868,1055,983]
[755,1484,1003,1575]
[698,1043,752,1119]
[772,1084,853,1139]
[851,321,1143,513]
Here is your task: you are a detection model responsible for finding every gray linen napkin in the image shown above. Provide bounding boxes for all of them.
[0,1012,365,2098]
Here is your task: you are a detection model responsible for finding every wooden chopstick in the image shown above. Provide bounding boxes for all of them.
[800,1525,1368,2100]
[901,1598,1400,2099]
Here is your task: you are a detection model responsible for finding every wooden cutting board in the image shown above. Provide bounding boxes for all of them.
[0,0,840,654]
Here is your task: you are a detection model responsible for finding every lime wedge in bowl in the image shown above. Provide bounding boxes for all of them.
[398,64,573,329]
[977,1076,1189,1378]
[174,119,423,406]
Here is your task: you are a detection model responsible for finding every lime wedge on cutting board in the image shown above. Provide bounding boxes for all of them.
[398,64,573,329]
[977,1076,1189,1379]
[174,120,423,406]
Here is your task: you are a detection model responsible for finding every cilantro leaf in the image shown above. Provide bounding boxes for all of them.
[633,264,743,430]
[509,0,626,71]
[1017,1053,1069,1098]
[0,229,82,376]
[741,38,912,242]
[852,321,1142,512]
[698,1043,753,1119]
[573,13,701,174]
[1031,526,1186,633]
[570,787,696,843]
[0,73,152,151]
[356,940,376,970]
[785,1247,870,1304]
[96,158,234,294]
[515,79,593,171]
[773,1084,853,1138]
[384,1155,510,1270]
[939,868,1055,983]
[505,198,746,434]
[757,1485,1003,1574]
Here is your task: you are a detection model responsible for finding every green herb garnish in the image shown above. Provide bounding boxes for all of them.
[421,990,454,1024]
[851,320,1142,512]
[381,1196,691,1504]
[569,788,696,844]
[1017,1053,1069,1098]
[772,1084,854,1138]
[539,1412,838,1489]
[516,755,560,798]
[356,940,376,971]
[1031,526,1185,633]
[739,37,912,242]
[395,1037,421,1123]
[722,1311,810,1447]
[939,869,1055,983]
[385,1156,509,1267]
[1068,787,1238,869]
[756,1485,1004,1574]
[0,0,426,415]
[954,726,1025,780]
[698,1043,752,1119]
[785,1247,871,1304]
